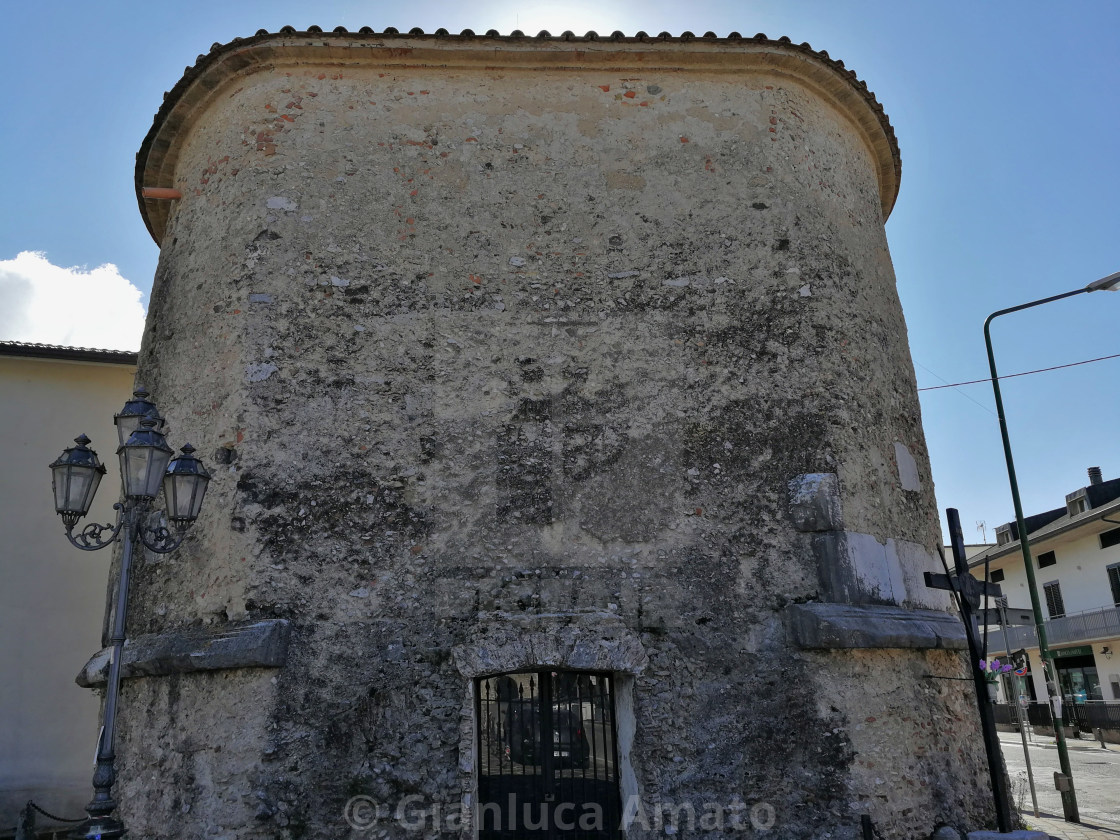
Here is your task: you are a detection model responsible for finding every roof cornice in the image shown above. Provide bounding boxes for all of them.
[0,341,138,366]
[968,497,1120,568]
[135,28,902,245]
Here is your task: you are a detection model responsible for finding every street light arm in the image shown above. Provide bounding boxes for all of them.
[982,280,1103,567]
[983,286,1088,330]
[64,503,125,551]
[136,519,191,554]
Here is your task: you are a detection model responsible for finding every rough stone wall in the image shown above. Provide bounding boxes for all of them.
[115,40,995,840]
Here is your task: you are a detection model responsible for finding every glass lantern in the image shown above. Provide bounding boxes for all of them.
[49,434,107,528]
[163,444,211,527]
[118,418,174,500]
[113,387,163,447]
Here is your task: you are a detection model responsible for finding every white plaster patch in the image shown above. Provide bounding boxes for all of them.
[894,442,922,491]
[266,196,297,211]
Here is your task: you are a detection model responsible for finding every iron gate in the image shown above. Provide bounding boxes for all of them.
[476,670,622,839]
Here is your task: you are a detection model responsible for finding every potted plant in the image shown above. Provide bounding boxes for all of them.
[979,658,1013,702]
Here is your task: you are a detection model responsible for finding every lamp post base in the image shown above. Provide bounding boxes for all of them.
[69,815,127,839]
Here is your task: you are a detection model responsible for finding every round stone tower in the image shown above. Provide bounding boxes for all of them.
[110,28,994,839]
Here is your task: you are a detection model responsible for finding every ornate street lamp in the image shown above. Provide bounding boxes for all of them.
[49,388,210,840]
[983,269,1120,825]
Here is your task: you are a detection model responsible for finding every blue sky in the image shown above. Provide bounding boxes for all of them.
[2,0,1118,543]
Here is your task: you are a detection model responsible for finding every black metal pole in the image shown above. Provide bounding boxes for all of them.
[985,291,1084,822]
[70,508,137,840]
[947,508,1012,833]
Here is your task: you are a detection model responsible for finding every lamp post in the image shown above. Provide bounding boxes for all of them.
[48,388,210,840]
[983,269,1120,823]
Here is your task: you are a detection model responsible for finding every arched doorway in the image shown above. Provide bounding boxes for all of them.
[476,670,622,839]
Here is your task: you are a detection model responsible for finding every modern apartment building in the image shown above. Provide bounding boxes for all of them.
[971,467,1120,706]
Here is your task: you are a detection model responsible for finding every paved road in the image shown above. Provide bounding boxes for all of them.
[997,729,1120,830]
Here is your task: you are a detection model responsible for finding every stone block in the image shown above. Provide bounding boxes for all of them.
[814,530,908,606]
[787,602,967,650]
[76,619,291,687]
[789,472,844,532]
[895,441,922,492]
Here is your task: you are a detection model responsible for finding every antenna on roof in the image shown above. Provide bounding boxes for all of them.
[977,520,988,543]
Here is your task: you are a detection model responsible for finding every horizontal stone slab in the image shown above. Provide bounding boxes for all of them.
[786,602,967,650]
[76,619,291,688]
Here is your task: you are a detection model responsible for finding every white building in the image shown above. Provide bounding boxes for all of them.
[970,467,1120,707]
[0,341,136,830]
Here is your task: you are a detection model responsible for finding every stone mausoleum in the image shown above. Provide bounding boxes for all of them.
[90,26,996,839]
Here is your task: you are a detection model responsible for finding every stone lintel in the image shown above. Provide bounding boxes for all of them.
[76,619,291,688]
[452,612,648,678]
[787,602,966,650]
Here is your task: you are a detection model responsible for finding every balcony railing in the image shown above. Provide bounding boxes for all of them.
[986,603,1120,652]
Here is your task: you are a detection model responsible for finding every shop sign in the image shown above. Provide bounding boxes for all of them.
[1051,645,1092,659]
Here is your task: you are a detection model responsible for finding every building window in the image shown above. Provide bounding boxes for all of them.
[1108,563,1120,607]
[996,525,1012,546]
[1037,551,1057,569]
[1043,581,1065,618]
[989,568,1006,583]
[1100,527,1120,550]
[1067,496,1087,517]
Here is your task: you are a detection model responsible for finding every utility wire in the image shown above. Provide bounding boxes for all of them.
[918,351,1120,392]
[915,362,996,417]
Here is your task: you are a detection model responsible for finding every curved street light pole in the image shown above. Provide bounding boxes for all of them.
[982,270,1120,824]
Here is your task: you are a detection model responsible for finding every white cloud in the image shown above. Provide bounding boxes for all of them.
[0,251,146,351]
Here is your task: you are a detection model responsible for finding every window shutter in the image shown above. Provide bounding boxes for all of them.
[1108,564,1120,607]
[1043,582,1065,618]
